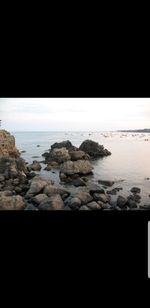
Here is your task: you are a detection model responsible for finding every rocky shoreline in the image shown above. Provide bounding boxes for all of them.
[0,130,150,210]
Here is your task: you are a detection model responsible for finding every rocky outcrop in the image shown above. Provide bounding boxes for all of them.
[0,156,28,179]
[46,147,71,164]
[27,160,42,171]
[0,130,20,158]
[79,139,111,158]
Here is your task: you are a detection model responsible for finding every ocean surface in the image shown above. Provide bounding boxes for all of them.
[12,131,150,206]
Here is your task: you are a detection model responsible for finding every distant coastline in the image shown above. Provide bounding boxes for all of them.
[118,129,150,133]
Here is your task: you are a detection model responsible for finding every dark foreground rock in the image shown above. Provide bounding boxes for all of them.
[79,140,111,158]
[98,180,114,187]
[51,140,76,151]
[38,194,64,210]
[130,187,141,194]
[117,195,128,208]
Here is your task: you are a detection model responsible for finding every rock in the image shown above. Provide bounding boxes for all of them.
[0,130,20,158]
[0,175,5,182]
[43,185,69,198]
[37,145,40,147]
[32,156,40,158]
[27,160,41,171]
[69,150,90,161]
[38,194,64,210]
[32,194,49,205]
[100,203,112,210]
[127,200,137,208]
[0,157,28,179]
[64,205,72,210]
[117,195,127,208]
[145,177,150,180]
[107,187,123,195]
[87,184,105,194]
[0,190,12,196]
[13,178,20,186]
[51,140,75,151]
[79,139,111,158]
[72,178,86,187]
[15,187,22,194]
[60,160,93,176]
[127,194,141,203]
[130,187,141,194]
[28,172,37,179]
[98,180,114,187]
[140,204,150,209]
[44,164,52,171]
[0,193,25,210]
[79,205,91,210]
[75,192,93,205]
[25,204,38,210]
[26,177,48,196]
[68,197,82,209]
[47,147,71,164]
[87,201,101,210]
[93,193,110,203]
[21,150,26,153]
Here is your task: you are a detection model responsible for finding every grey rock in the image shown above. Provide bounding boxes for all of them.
[87,201,101,210]
[69,197,82,209]
[79,139,111,158]
[98,180,114,187]
[75,192,93,205]
[43,185,69,198]
[79,205,91,210]
[93,193,110,203]
[130,187,141,194]
[117,195,127,208]
[72,178,86,187]
[32,194,49,205]
[60,160,93,176]
[51,140,75,151]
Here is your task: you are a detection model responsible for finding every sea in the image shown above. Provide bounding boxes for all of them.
[12,131,150,206]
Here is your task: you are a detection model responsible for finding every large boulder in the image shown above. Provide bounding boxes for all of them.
[51,140,75,151]
[0,192,25,210]
[60,160,93,176]
[79,139,111,158]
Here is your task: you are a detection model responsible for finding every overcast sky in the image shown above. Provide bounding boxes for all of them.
[0,98,150,131]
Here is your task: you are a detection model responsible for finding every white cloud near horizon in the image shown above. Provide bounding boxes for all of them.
[0,98,150,131]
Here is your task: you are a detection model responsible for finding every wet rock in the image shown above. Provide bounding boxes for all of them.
[98,180,114,187]
[100,203,112,210]
[130,187,141,194]
[140,204,150,209]
[32,193,49,205]
[28,172,37,179]
[51,140,75,151]
[72,178,86,187]
[87,201,101,210]
[43,185,69,198]
[0,193,25,210]
[69,150,90,161]
[93,193,110,203]
[79,139,111,158]
[37,145,40,147]
[74,192,93,205]
[117,195,127,208]
[60,160,93,176]
[32,156,40,158]
[27,161,41,171]
[21,150,26,153]
[64,205,72,210]
[38,194,64,210]
[79,205,91,210]
[145,177,150,180]
[107,187,123,195]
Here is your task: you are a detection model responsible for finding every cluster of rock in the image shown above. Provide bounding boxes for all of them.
[42,139,111,184]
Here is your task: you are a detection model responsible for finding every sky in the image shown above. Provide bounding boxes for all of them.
[0,98,150,131]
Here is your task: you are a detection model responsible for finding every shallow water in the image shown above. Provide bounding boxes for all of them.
[12,131,150,206]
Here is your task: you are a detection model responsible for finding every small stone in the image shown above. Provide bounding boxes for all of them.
[117,196,127,208]
[79,205,91,210]
[87,201,101,210]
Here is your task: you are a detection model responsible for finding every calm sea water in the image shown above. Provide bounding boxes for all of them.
[12,131,150,205]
